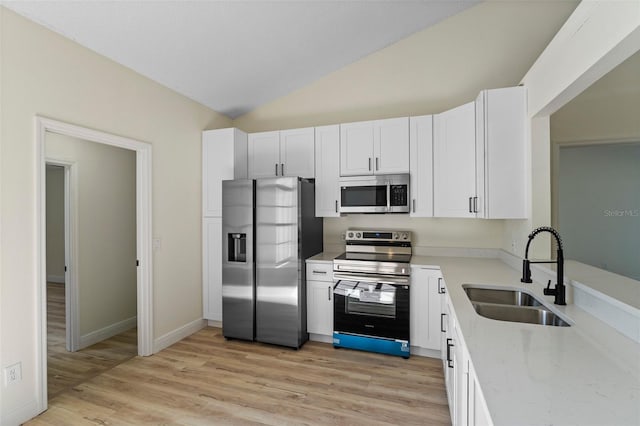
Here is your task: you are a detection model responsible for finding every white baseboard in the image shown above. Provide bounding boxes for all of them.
[308,333,333,344]
[411,346,441,359]
[47,274,65,284]
[2,398,40,426]
[79,316,137,350]
[207,320,222,328]
[153,318,207,353]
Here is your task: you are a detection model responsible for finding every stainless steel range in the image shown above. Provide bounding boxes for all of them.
[332,229,412,358]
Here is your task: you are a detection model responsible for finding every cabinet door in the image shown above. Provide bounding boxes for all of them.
[443,296,455,422]
[306,280,334,336]
[468,361,493,426]
[248,131,280,178]
[203,217,222,321]
[203,128,245,217]
[280,127,315,178]
[409,115,434,217]
[340,121,375,176]
[477,86,527,219]
[315,125,340,217]
[410,267,442,351]
[433,102,477,218]
[453,326,468,426]
[374,117,410,174]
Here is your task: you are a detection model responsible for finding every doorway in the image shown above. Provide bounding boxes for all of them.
[37,117,153,413]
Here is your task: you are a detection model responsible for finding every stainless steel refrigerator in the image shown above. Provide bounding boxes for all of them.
[222,177,323,348]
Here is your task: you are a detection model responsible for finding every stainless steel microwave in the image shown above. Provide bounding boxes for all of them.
[339,174,410,214]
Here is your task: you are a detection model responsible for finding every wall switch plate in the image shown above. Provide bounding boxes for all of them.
[4,362,22,386]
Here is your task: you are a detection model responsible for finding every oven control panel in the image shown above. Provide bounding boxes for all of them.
[345,229,411,243]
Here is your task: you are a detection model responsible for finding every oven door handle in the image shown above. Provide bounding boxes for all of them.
[333,273,409,285]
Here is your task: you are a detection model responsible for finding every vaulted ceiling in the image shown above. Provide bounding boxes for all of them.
[2,0,480,118]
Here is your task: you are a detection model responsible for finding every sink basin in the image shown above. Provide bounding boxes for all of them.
[464,287,543,307]
[471,303,570,327]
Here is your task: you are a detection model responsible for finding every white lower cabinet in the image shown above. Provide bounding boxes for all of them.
[410,267,443,351]
[203,217,222,321]
[442,291,493,426]
[306,262,333,337]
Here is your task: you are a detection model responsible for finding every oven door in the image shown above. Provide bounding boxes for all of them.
[333,279,410,341]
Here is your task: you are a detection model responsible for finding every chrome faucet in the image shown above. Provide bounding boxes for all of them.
[521,226,566,305]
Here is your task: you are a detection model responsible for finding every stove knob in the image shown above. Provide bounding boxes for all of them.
[393,233,399,240]
[402,233,409,240]
[347,232,354,239]
[356,232,361,239]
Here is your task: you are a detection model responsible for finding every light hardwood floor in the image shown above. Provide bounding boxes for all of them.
[46,282,138,399]
[31,323,450,425]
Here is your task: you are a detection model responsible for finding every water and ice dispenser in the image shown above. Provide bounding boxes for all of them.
[228,233,246,262]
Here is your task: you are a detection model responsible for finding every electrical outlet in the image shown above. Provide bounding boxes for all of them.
[153,237,162,250]
[4,362,22,386]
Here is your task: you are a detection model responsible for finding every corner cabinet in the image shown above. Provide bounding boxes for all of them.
[248,128,315,179]
[433,86,527,219]
[410,267,443,353]
[306,261,334,339]
[409,115,434,217]
[340,117,409,176]
[202,128,247,322]
[315,125,341,217]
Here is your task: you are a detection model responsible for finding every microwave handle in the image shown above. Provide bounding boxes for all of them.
[386,181,391,212]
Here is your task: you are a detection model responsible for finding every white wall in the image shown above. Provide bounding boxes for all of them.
[0,7,231,423]
[512,0,640,260]
[45,165,65,283]
[46,132,137,338]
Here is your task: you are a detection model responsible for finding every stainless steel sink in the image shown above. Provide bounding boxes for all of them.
[464,287,543,307]
[471,302,570,327]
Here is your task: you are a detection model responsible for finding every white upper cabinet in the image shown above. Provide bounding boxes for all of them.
[409,115,434,217]
[375,117,410,174]
[340,118,409,176]
[248,131,281,178]
[202,128,247,217]
[433,101,477,218]
[315,125,341,217]
[475,86,527,219]
[340,121,375,176]
[248,128,315,179]
[433,87,527,219]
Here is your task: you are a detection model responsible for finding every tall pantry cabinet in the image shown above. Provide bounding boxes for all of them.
[202,128,248,322]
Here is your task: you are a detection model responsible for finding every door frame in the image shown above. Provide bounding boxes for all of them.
[36,116,154,413]
[44,160,79,352]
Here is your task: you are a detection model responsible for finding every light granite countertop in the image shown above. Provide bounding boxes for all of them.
[410,256,640,426]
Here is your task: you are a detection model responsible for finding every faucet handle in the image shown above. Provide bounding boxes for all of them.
[543,280,556,296]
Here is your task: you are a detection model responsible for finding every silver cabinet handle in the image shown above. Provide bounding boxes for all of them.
[368,158,372,171]
[328,286,332,301]
[335,200,338,213]
[281,163,284,176]
[312,270,327,275]
[441,313,446,333]
[412,199,416,213]
[437,277,445,294]
[376,157,379,171]
[473,196,478,213]
[275,163,278,176]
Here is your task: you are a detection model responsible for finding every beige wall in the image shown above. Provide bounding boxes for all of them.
[0,7,231,422]
[234,0,578,254]
[46,132,137,337]
[46,165,65,282]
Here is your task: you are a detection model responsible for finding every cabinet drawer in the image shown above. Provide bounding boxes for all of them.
[306,262,333,282]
